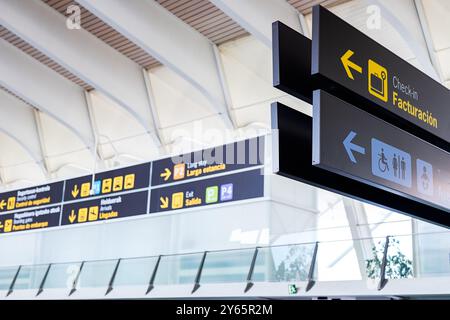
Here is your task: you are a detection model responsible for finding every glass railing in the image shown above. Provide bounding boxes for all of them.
[0,266,19,292]
[0,231,448,297]
[154,253,203,286]
[43,262,81,290]
[13,264,49,291]
[113,257,158,288]
[201,248,255,284]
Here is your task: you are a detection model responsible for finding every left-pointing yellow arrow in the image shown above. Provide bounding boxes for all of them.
[160,197,169,209]
[0,200,5,210]
[341,49,362,80]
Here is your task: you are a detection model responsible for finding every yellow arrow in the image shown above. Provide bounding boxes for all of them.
[0,200,5,210]
[160,197,169,209]
[71,185,79,198]
[160,168,172,181]
[341,50,362,80]
[0,223,3,229]
[68,210,77,223]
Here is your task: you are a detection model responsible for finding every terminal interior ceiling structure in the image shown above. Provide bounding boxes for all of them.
[0,0,449,299]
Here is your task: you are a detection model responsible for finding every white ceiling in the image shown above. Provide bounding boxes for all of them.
[0,0,448,189]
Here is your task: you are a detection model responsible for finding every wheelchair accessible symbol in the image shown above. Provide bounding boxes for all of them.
[371,138,412,188]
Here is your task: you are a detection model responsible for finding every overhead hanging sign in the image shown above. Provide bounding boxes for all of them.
[61,191,149,226]
[271,101,450,227]
[0,181,64,214]
[0,137,267,234]
[64,163,151,201]
[151,137,264,186]
[313,90,450,212]
[150,169,264,213]
[0,205,62,234]
[311,6,450,144]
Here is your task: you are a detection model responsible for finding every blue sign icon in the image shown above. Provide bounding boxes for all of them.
[93,180,101,195]
[220,183,233,201]
[343,131,366,163]
[417,159,433,196]
[371,138,411,188]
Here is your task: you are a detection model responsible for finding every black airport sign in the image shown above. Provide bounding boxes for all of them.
[151,137,264,186]
[311,6,450,146]
[313,90,450,213]
[64,163,151,201]
[61,190,149,226]
[271,101,450,227]
[150,169,264,213]
[0,181,64,213]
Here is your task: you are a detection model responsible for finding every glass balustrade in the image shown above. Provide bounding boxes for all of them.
[0,231,448,297]
[153,253,203,285]
[13,264,49,291]
[114,256,159,287]
[43,262,81,290]
[201,248,255,284]
[76,259,117,289]
[0,266,18,291]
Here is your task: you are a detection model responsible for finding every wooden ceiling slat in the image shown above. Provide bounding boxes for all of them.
[162,0,193,12]
[175,1,214,19]
[40,0,162,69]
[156,0,249,45]
[82,16,106,28]
[181,6,219,24]
[212,29,249,45]
[195,15,234,32]
[101,32,125,44]
[171,0,206,16]
[288,0,350,14]
[34,0,348,78]
[0,25,93,90]
[206,24,245,40]
[52,0,72,12]
[185,9,224,27]
[93,27,117,39]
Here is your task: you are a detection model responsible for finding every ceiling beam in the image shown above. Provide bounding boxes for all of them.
[371,0,440,82]
[0,90,46,173]
[76,0,233,129]
[0,0,161,144]
[413,0,446,83]
[210,0,304,47]
[0,38,94,147]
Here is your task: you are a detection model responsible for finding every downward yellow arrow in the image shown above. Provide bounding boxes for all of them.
[341,49,362,80]
[68,210,77,223]
[160,197,169,209]
[71,185,79,198]
[0,200,5,210]
[160,168,172,181]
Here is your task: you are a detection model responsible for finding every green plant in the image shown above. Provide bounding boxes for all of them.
[275,245,313,282]
[365,238,413,279]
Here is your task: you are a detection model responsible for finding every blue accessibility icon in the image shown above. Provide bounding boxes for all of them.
[371,138,411,188]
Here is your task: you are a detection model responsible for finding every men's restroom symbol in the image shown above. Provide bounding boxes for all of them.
[392,154,407,181]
